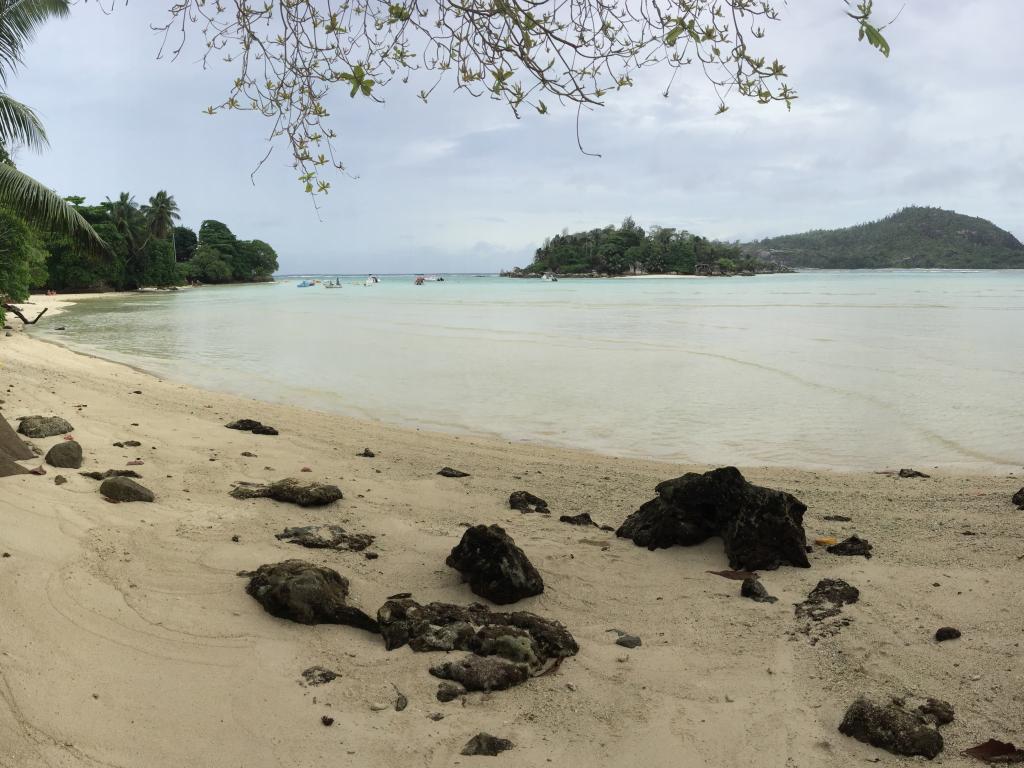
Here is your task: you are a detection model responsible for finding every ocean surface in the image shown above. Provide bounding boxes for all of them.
[35,271,1024,471]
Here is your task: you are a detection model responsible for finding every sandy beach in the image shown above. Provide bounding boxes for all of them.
[1,301,1022,767]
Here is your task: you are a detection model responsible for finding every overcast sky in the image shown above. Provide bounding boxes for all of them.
[13,1,1023,273]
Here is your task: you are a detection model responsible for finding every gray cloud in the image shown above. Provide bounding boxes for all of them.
[13,1,1023,272]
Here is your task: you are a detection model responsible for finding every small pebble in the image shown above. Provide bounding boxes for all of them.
[321,716,334,726]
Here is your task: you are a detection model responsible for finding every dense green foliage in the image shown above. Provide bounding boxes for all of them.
[185,220,278,283]
[518,217,771,276]
[747,207,1024,269]
[172,226,197,262]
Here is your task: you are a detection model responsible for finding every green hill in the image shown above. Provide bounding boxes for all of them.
[745,207,1024,269]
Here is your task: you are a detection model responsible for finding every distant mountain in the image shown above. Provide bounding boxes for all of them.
[745,206,1024,269]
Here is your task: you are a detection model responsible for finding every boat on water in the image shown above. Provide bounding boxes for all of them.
[364,275,380,286]
[296,280,315,288]
[542,272,559,282]
[324,277,342,289]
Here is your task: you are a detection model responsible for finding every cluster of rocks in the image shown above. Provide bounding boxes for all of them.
[225,418,279,435]
[616,466,810,571]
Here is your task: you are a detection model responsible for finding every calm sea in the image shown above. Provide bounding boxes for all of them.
[35,271,1024,471]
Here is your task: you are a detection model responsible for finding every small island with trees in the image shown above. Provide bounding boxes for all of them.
[505,217,790,278]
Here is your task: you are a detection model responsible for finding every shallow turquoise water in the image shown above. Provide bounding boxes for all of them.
[36,271,1024,470]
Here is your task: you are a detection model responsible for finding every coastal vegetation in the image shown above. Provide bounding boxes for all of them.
[510,218,787,277]
[745,207,1024,269]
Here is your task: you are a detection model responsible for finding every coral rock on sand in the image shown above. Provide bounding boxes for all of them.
[438,467,470,478]
[558,512,614,531]
[917,698,955,726]
[230,478,342,507]
[430,655,530,692]
[225,419,278,435]
[838,697,946,759]
[301,666,338,686]
[827,535,874,559]
[45,440,82,469]
[81,469,142,480]
[377,598,578,671]
[436,681,466,702]
[276,525,374,552]
[99,476,154,503]
[17,415,73,438]
[740,576,778,604]
[616,466,809,571]
[1013,487,1024,509]
[446,525,544,604]
[508,491,549,514]
[795,578,859,622]
[898,468,930,478]
[244,560,379,631]
[934,626,961,642]
[461,733,514,756]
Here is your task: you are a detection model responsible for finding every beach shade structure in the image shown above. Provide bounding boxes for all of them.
[0,454,30,477]
[0,411,34,461]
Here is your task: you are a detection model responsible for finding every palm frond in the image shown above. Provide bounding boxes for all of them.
[0,91,45,148]
[0,0,70,83]
[0,162,106,255]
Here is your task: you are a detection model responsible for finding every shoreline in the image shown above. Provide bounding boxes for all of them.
[1,322,1022,766]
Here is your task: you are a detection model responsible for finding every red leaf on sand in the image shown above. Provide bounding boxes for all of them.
[963,740,1024,763]
[707,569,758,581]
[127,460,144,466]
[62,434,75,441]
[300,467,312,472]
[29,466,46,475]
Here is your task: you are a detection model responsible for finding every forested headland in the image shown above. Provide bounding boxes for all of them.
[743,207,1024,269]
[507,217,790,277]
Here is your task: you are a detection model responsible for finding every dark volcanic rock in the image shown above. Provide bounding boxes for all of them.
[838,697,944,759]
[358,448,375,457]
[741,576,778,604]
[917,698,955,726]
[898,468,930,478]
[461,733,513,756]
[276,525,374,552]
[225,419,278,435]
[245,560,378,631]
[616,466,809,571]
[301,666,339,686]
[934,626,961,642]
[17,416,73,438]
[823,514,852,522]
[45,440,83,469]
[827,535,873,559]
[559,512,614,531]
[446,524,544,604]
[81,469,142,480]
[436,681,466,702]
[230,478,343,506]
[509,491,549,514]
[438,467,470,478]
[796,578,859,622]
[113,440,142,448]
[99,476,154,503]
[429,655,530,692]
[614,633,642,649]
[1013,487,1024,509]
[53,475,67,486]
[376,598,578,672]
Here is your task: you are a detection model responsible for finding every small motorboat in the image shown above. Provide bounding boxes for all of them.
[296,280,315,288]
[421,274,444,282]
[542,272,558,282]
[364,274,380,286]
[324,277,342,289]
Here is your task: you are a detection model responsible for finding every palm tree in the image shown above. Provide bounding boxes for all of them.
[142,190,180,240]
[0,0,105,254]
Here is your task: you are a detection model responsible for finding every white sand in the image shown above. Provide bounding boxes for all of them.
[0,313,1021,767]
